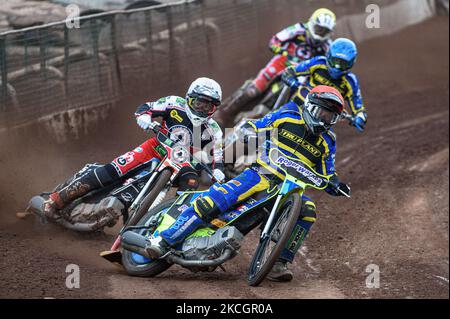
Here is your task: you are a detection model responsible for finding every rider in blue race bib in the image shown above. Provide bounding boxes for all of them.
[147,85,351,282]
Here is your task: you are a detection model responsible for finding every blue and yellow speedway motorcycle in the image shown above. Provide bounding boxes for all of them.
[108,140,350,286]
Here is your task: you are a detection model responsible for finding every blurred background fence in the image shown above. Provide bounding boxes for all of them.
[0,0,441,130]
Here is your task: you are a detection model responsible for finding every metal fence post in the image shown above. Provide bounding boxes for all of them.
[110,16,122,94]
[183,0,192,81]
[200,0,213,71]
[144,9,154,89]
[64,25,70,107]
[39,28,48,84]
[90,19,103,98]
[0,36,7,111]
[167,5,175,88]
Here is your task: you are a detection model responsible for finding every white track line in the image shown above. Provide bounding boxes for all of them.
[433,275,449,284]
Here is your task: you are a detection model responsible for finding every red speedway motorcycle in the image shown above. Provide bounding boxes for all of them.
[26,125,217,245]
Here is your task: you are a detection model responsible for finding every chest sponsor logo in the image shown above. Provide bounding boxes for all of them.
[170,110,184,123]
[312,72,347,91]
[279,129,322,157]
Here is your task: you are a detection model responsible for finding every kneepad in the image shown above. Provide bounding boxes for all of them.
[299,202,316,223]
[93,163,119,187]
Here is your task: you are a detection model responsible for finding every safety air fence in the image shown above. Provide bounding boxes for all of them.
[0,0,442,130]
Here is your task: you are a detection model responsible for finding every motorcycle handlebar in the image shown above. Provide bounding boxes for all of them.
[340,111,355,123]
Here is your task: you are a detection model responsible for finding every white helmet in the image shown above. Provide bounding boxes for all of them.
[186,77,222,126]
[307,8,336,42]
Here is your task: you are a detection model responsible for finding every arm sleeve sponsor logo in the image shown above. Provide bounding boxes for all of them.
[175,97,187,105]
[156,97,167,105]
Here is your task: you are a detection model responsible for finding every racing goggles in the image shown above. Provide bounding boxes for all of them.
[188,94,220,117]
[313,24,332,38]
[306,101,340,126]
[311,107,339,126]
[327,56,353,72]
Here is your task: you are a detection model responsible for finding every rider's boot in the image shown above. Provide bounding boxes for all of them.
[40,168,107,221]
[146,196,219,258]
[215,82,262,128]
[267,204,316,282]
[267,259,294,282]
[146,205,204,258]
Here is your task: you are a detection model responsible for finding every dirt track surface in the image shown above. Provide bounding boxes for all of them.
[0,17,448,299]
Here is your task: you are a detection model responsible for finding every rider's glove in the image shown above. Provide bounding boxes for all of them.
[136,114,153,131]
[212,169,226,183]
[336,182,351,197]
[352,112,367,132]
[329,182,351,197]
[328,175,351,197]
[149,121,161,130]
[281,66,300,89]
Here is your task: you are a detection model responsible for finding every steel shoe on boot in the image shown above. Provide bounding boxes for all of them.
[267,260,293,282]
[28,194,61,222]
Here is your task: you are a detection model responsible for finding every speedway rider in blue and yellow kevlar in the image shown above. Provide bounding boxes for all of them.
[216,8,336,127]
[283,38,368,132]
[146,85,351,282]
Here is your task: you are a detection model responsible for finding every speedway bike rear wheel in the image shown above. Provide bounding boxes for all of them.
[247,192,301,286]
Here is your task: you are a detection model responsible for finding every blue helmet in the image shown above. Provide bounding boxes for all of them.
[326,38,358,79]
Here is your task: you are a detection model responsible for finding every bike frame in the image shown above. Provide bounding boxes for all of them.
[258,144,331,240]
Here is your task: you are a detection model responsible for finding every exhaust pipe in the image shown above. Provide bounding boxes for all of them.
[121,231,235,266]
[167,248,234,267]
[121,231,153,258]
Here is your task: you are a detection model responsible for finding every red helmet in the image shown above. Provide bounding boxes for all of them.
[303,85,345,135]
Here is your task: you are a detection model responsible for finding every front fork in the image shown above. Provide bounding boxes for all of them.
[260,181,302,241]
[110,170,162,251]
[110,161,169,251]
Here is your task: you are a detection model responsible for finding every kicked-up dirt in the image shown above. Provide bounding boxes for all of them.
[0,16,448,299]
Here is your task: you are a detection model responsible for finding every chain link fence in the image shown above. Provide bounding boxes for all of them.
[0,0,413,129]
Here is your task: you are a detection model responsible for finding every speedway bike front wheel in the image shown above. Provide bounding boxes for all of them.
[247,192,301,286]
[121,198,176,277]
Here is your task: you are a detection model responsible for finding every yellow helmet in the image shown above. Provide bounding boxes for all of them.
[307,8,336,42]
